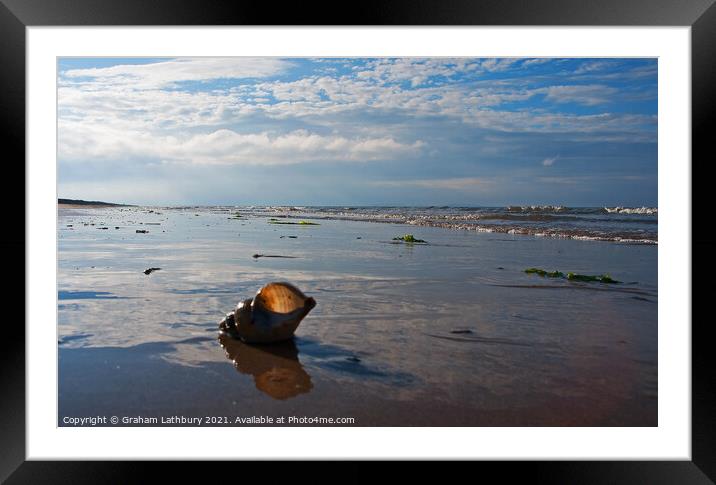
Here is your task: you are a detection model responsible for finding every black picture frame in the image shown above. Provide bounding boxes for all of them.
[3,0,713,481]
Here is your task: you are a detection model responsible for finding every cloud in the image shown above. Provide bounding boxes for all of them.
[573,60,617,74]
[463,110,655,141]
[479,58,521,72]
[62,57,293,89]
[542,156,558,166]
[538,84,618,106]
[353,58,478,85]
[521,58,553,67]
[58,57,656,149]
[58,125,425,165]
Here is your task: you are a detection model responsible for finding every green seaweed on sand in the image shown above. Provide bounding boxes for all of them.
[524,268,564,278]
[393,234,427,243]
[524,267,620,284]
[566,272,620,284]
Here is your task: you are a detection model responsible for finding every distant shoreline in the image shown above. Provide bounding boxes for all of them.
[58,198,131,209]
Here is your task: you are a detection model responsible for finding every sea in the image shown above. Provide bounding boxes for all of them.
[217,205,658,244]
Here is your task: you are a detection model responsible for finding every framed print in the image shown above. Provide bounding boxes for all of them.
[4,0,714,480]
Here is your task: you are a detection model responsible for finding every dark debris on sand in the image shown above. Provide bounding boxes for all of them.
[252,254,299,259]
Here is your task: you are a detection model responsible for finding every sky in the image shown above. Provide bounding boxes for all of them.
[57,57,657,207]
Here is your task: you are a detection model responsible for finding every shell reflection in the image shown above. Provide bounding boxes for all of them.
[219,333,313,400]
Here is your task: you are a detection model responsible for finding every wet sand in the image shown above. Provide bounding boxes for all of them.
[58,206,657,426]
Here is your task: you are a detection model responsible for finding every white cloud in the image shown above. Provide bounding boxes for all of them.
[57,57,657,170]
[542,156,558,166]
[62,57,293,89]
[479,58,521,72]
[352,58,474,85]
[574,60,616,74]
[58,58,653,135]
[522,58,553,67]
[58,125,424,165]
[538,84,618,106]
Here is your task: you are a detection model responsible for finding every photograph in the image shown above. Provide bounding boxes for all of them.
[56,56,658,427]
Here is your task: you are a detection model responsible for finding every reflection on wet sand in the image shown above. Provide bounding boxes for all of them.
[58,206,658,425]
[219,334,312,400]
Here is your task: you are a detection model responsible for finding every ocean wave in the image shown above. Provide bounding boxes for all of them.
[604,206,658,215]
[405,219,657,244]
[477,213,566,222]
[505,205,658,216]
[236,206,658,244]
[506,205,566,213]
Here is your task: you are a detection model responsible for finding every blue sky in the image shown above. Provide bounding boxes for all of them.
[58,57,657,206]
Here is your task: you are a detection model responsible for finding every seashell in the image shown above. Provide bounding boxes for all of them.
[219,282,316,343]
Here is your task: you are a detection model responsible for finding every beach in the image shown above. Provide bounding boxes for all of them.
[58,205,657,426]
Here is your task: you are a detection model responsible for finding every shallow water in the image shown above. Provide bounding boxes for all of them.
[58,206,657,426]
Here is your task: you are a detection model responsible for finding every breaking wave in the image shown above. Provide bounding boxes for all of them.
[604,206,658,215]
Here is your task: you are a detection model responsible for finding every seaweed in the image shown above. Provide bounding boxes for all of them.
[525,268,620,284]
[566,272,620,284]
[392,234,427,243]
[268,219,320,225]
[524,268,564,278]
